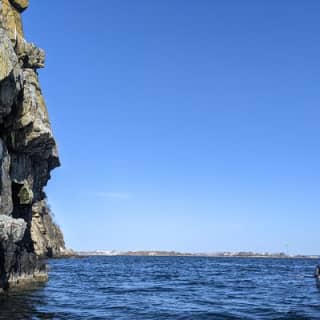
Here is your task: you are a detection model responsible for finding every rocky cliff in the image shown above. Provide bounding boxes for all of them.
[0,0,65,291]
[31,199,71,258]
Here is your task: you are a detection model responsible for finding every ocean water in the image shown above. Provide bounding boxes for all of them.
[0,256,320,320]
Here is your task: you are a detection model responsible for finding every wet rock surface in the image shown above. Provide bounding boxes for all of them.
[0,0,65,291]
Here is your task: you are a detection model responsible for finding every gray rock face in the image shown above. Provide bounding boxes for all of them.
[0,139,13,215]
[0,0,63,291]
[0,29,20,122]
[0,215,26,242]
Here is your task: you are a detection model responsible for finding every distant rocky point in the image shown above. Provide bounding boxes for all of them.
[77,250,320,259]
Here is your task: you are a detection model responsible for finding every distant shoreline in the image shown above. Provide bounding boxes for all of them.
[76,251,320,259]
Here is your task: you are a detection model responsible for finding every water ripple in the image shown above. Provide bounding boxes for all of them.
[0,257,320,319]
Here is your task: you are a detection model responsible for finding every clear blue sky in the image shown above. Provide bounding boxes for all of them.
[23,1,320,254]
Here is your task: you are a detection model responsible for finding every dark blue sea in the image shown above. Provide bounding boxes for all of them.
[1,256,320,319]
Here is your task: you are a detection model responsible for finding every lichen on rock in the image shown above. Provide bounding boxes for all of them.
[0,0,65,292]
[17,181,33,205]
